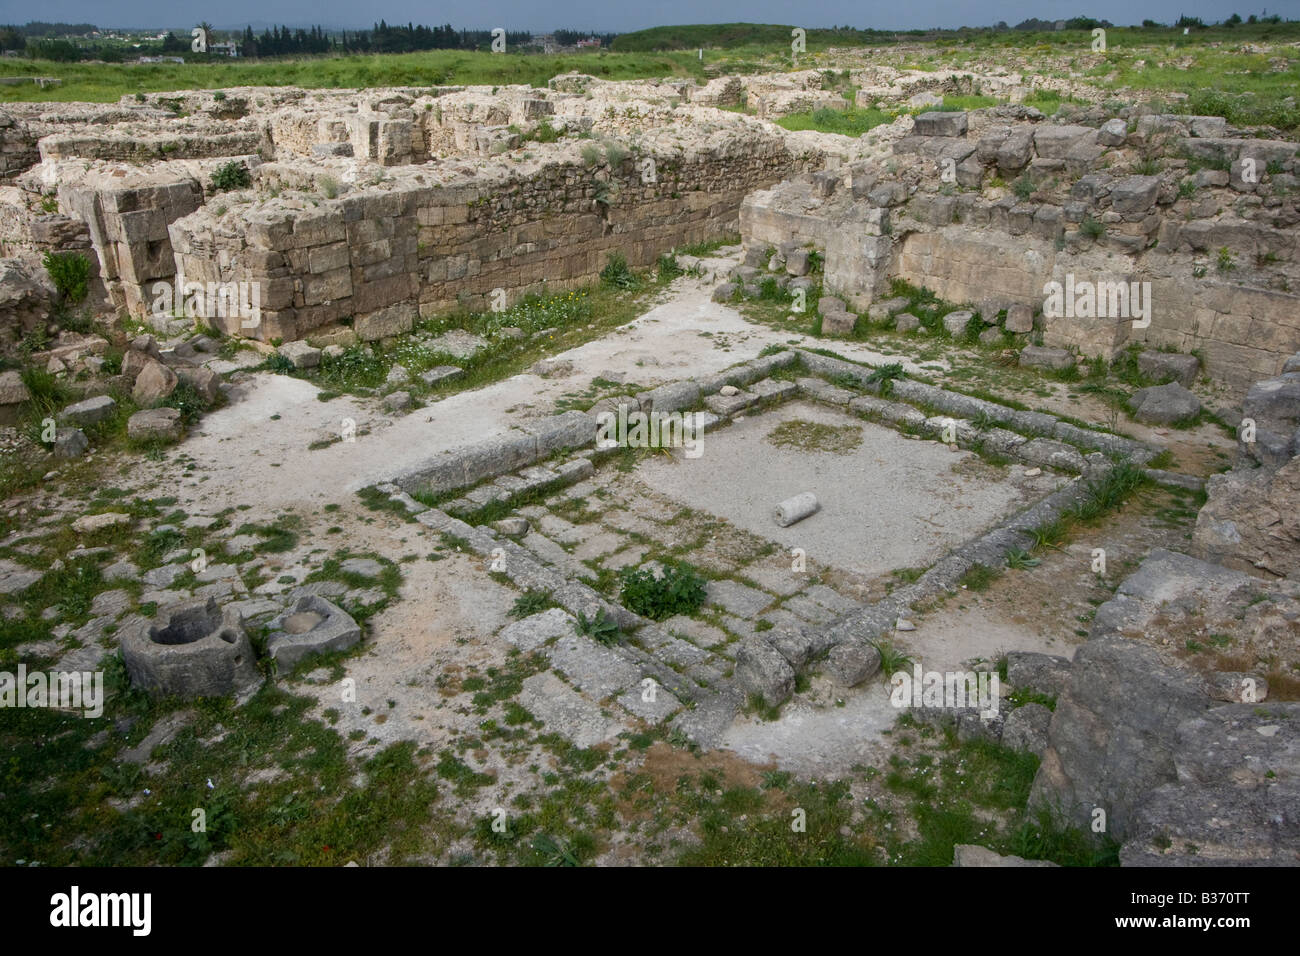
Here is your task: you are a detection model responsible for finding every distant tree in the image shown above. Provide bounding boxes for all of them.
[26,38,80,61]
[0,24,25,50]
[1224,13,1243,26]
[1141,19,1162,27]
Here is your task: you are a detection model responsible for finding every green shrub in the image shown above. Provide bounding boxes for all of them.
[42,251,90,303]
[1012,175,1036,200]
[619,560,707,620]
[266,353,296,374]
[211,161,252,193]
[580,143,602,166]
[1080,216,1106,239]
[599,252,639,290]
[527,119,560,143]
[871,640,914,676]
[163,380,206,424]
[656,253,683,280]
[603,140,630,166]
[864,362,906,396]
[510,590,554,618]
[575,608,620,645]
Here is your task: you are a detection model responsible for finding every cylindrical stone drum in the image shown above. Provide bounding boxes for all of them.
[773,492,819,528]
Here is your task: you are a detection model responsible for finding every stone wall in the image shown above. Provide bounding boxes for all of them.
[58,167,204,316]
[741,105,1300,392]
[0,112,39,182]
[39,127,264,164]
[893,227,1300,387]
[169,132,800,343]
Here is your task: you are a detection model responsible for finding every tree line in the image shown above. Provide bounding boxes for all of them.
[0,20,603,60]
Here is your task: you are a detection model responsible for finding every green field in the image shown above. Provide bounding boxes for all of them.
[2,19,1298,131]
[0,49,706,103]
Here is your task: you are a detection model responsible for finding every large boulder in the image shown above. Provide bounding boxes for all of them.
[734,636,795,707]
[132,358,178,405]
[1241,368,1300,466]
[1019,345,1074,370]
[825,642,881,687]
[1120,703,1300,866]
[1194,459,1300,576]
[1129,381,1201,425]
[1089,548,1256,641]
[127,407,182,442]
[60,394,117,427]
[176,366,221,405]
[52,427,89,458]
[0,257,55,351]
[0,369,30,424]
[913,110,968,137]
[1004,304,1034,333]
[942,309,974,337]
[1005,651,1071,696]
[1137,350,1200,387]
[1028,634,1214,841]
[1109,175,1161,216]
[1001,702,1052,756]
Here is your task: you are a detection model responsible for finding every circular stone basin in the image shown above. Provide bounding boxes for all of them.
[148,601,222,645]
[283,610,325,634]
[123,596,261,698]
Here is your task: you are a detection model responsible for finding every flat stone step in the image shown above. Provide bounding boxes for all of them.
[519,672,625,748]
[669,685,744,748]
[542,633,642,700]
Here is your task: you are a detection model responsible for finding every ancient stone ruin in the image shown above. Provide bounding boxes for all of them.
[1,54,1296,869]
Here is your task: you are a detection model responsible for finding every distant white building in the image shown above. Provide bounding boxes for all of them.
[209,41,239,57]
[138,56,186,64]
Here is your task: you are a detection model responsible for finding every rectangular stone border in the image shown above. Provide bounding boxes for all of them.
[373,346,1195,746]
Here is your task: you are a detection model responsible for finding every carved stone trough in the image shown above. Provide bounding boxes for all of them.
[266,595,362,670]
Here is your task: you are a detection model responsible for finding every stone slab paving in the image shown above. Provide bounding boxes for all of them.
[705,578,777,617]
[518,672,626,749]
[499,608,574,653]
[542,634,643,700]
[616,685,684,723]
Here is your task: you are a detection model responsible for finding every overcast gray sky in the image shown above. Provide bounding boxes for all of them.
[0,0,1293,32]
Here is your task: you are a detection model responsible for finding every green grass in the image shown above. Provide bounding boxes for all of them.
[676,777,877,866]
[958,563,1001,592]
[0,49,710,103]
[0,677,447,865]
[289,275,658,400]
[777,105,892,136]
